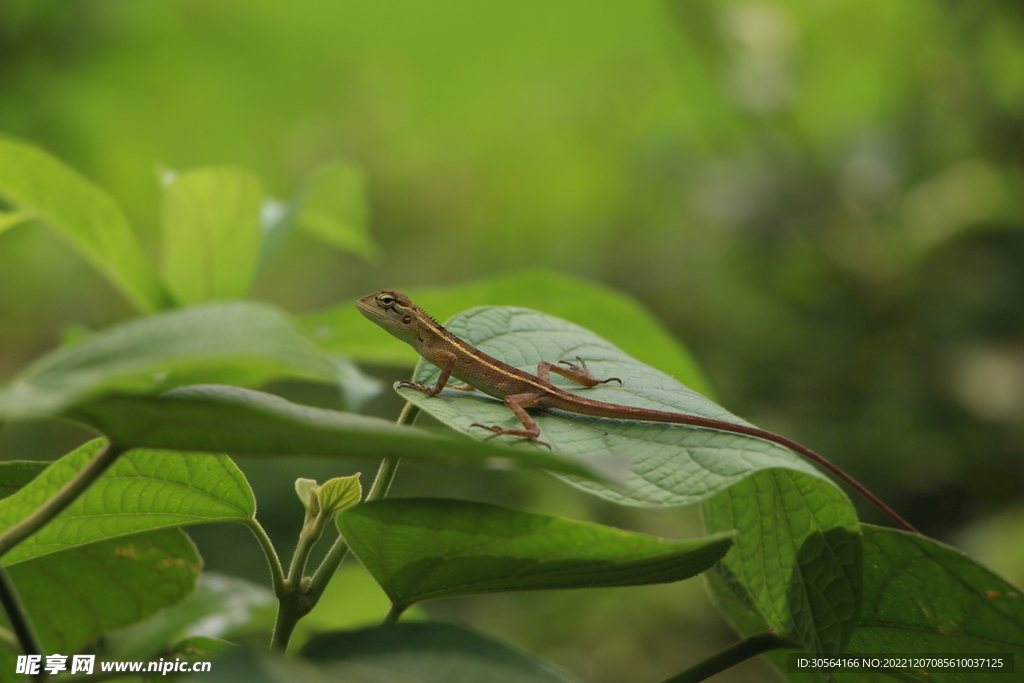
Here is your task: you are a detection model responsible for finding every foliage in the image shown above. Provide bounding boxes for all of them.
[0,62,1022,681]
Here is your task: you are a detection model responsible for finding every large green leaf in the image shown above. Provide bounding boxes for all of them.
[161,167,265,305]
[0,439,254,565]
[393,305,827,506]
[300,622,584,683]
[108,572,276,659]
[300,267,710,394]
[3,529,200,660]
[840,525,1024,682]
[0,135,170,312]
[702,469,862,657]
[294,162,377,261]
[69,385,603,478]
[338,498,733,613]
[705,525,1024,683]
[0,301,337,421]
[0,464,200,681]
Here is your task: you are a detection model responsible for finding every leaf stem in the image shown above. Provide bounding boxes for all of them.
[381,602,404,626]
[244,518,285,596]
[0,564,43,665]
[0,439,123,557]
[658,630,796,683]
[269,401,417,651]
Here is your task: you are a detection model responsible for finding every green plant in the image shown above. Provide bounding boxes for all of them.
[0,135,1020,682]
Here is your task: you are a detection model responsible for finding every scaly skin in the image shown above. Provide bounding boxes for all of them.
[356,288,918,533]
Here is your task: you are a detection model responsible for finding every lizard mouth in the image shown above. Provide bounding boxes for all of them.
[355,294,387,320]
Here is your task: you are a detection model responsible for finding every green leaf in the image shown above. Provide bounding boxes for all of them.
[0,134,171,312]
[161,167,265,305]
[300,267,711,395]
[395,305,827,506]
[337,497,734,612]
[706,525,1024,683]
[841,525,1024,681]
[0,462,47,500]
[294,162,377,261]
[318,474,362,515]
[1,528,201,658]
[0,300,337,421]
[301,622,584,683]
[0,460,201,670]
[702,469,862,657]
[0,438,255,565]
[69,385,603,478]
[108,572,276,659]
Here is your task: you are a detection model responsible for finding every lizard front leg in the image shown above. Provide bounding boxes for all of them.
[397,350,457,396]
[470,392,550,448]
[538,356,621,387]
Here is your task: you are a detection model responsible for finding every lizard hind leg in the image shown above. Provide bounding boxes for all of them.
[468,392,551,449]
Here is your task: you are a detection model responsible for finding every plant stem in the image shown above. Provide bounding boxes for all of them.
[0,564,42,662]
[270,401,418,651]
[658,630,795,683]
[0,440,123,558]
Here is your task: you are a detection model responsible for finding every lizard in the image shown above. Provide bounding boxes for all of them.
[356,288,917,533]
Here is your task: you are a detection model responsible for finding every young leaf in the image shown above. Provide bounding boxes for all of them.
[0,300,337,421]
[317,474,362,515]
[300,267,711,395]
[301,621,584,683]
[69,385,602,478]
[0,439,255,565]
[294,162,377,261]
[161,167,265,305]
[0,134,171,312]
[393,305,829,506]
[337,497,734,612]
[294,478,318,508]
[2,529,200,659]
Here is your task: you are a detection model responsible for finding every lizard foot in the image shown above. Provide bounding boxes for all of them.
[396,379,435,395]
[559,357,622,386]
[469,423,551,450]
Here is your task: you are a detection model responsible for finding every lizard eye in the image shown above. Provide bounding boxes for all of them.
[377,293,397,308]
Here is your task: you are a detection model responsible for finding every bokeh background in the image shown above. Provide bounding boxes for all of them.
[1,1,1023,681]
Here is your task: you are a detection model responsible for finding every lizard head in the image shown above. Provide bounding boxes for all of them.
[356,289,423,344]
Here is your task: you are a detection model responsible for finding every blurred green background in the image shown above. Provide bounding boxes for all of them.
[1,0,1023,681]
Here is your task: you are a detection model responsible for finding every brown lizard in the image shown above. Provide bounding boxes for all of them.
[356,288,917,533]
